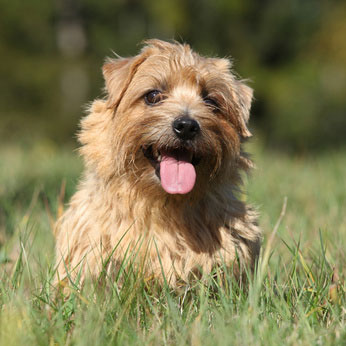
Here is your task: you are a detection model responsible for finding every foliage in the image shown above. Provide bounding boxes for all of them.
[0,0,345,151]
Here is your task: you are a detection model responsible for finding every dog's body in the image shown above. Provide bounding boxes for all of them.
[55,40,261,285]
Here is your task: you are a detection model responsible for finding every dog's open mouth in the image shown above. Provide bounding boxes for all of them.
[142,145,201,195]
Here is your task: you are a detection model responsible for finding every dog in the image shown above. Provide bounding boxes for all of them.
[54,39,261,287]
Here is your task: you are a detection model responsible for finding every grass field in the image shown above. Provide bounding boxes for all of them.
[0,141,345,345]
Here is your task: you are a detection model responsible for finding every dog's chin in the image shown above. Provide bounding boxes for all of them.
[141,145,202,195]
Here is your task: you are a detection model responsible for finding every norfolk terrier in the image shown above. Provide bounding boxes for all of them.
[55,40,261,286]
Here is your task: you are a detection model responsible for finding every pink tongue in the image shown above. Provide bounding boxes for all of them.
[160,154,196,194]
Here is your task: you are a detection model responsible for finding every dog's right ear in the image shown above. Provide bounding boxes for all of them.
[102,54,147,110]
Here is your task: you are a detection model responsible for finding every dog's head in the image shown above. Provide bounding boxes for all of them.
[81,40,253,197]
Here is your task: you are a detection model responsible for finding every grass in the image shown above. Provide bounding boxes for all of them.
[0,140,345,345]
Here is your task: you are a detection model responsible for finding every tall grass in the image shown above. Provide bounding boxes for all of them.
[0,142,345,345]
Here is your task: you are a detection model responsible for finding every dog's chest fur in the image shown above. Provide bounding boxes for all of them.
[55,163,260,285]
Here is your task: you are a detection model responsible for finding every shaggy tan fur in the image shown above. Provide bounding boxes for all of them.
[54,40,261,286]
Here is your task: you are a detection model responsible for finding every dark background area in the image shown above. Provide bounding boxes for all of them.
[1,0,345,152]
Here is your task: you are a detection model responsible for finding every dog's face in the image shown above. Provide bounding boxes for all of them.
[93,40,253,197]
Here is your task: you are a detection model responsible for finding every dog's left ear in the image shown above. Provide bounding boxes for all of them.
[210,58,253,138]
[103,54,148,110]
[234,80,253,138]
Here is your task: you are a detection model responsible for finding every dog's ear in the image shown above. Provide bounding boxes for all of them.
[210,58,253,138]
[234,80,253,138]
[102,54,147,110]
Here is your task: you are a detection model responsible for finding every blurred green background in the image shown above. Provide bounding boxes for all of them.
[0,0,345,151]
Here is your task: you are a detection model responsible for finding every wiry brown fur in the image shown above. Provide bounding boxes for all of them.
[54,40,261,286]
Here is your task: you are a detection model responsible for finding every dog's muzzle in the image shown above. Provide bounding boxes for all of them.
[140,116,202,195]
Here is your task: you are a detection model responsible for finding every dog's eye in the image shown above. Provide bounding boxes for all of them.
[145,90,163,105]
[203,97,219,110]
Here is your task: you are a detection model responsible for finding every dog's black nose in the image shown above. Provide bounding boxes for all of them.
[172,116,200,140]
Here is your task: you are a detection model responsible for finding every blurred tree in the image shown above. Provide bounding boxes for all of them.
[0,0,345,151]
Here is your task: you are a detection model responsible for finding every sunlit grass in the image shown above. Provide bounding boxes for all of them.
[0,143,345,345]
